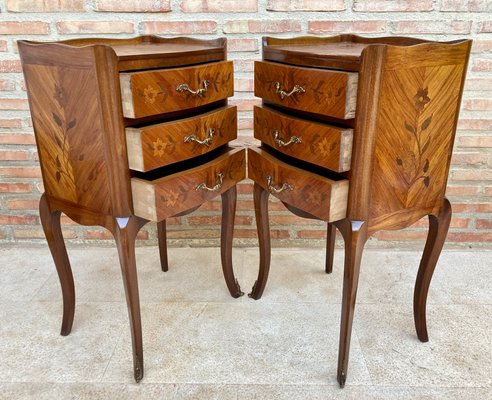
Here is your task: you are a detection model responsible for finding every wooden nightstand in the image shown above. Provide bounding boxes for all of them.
[247,35,471,387]
[19,36,246,382]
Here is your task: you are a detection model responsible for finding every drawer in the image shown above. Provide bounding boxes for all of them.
[254,61,358,120]
[131,147,245,221]
[254,105,352,172]
[126,105,237,172]
[120,61,233,119]
[248,147,348,222]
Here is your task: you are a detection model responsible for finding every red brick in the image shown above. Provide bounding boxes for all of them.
[0,60,22,73]
[0,79,15,91]
[6,0,85,12]
[471,40,492,53]
[0,119,22,128]
[413,217,469,229]
[451,169,492,181]
[394,20,471,34]
[188,215,252,225]
[0,40,6,52]
[464,78,492,91]
[272,214,323,226]
[0,183,32,193]
[0,150,30,161]
[95,0,171,12]
[445,186,479,196]
[476,219,492,229]
[308,20,386,34]
[267,0,345,11]
[0,214,39,225]
[238,118,253,130]
[441,0,492,12]
[447,232,492,242]
[57,21,134,34]
[373,231,427,241]
[478,21,492,33]
[485,187,492,196]
[458,119,492,130]
[228,39,258,52]
[235,78,254,92]
[229,99,261,111]
[0,99,29,110]
[458,136,492,148]
[0,167,41,178]
[7,199,38,210]
[142,21,217,35]
[462,99,492,111]
[233,59,254,73]
[0,21,50,35]
[450,152,488,166]
[354,0,433,12]
[198,200,222,211]
[0,229,5,240]
[297,229,326,239]
[235,229,288,239]
[0,133,36,145]
[224,20,301,34]
[181,0,257,12]
[472,59,492,72]
[167,229,219,239]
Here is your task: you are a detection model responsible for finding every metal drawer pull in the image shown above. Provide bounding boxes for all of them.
[196,172,224,192]
[184,128,215,147]
[267,175,293,194]
[272,130,302,147]
[274,81,305,100]
[176,80,210,97]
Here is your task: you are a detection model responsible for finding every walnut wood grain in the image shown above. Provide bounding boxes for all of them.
[127,105,237,171]
[248,147,348,222]
[255,61,358,119]
[121,61,233,119]
[132,148,245,221]
[20,36,226,72]
[254,105,352,172]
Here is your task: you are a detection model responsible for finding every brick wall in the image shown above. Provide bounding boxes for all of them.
[0,0,491,248]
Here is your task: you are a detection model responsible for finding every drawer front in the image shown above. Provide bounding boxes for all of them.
[254,105,352,172]
[120,61,233,118]
[254,61,358,119]
[131,148,245,221]
[248,147,348,222]
[127,106,237,172]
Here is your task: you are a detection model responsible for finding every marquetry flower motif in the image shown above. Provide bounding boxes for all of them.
[152,138,167,157]
[396,87,432,188]
[143,85,159,104]
[317,137,336,158]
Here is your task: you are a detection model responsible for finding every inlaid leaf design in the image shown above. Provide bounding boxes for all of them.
[67,119,76,130]
[421,115,432,131]
[423,159,429,173]
[423,176,430,187]
[52,112,62,127]
[404,121,416,134]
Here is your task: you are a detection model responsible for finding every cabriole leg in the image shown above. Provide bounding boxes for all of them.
[39,193,75,336]
[414,198,452,342]
[157,220,168,272]
[249,183,271,300]
[334,219,368,388]
[325,223,337,274]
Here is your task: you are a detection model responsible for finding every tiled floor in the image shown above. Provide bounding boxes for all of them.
[0,245,491,399]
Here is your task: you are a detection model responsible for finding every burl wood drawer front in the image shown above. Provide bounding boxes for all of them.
[120,61,233,118]
[248,147,348,222]
[254,106,352,172]
[126,105,237,172]
[131,147,245,221]
[255,61,358,119]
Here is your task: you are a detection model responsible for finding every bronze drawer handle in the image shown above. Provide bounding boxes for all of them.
[196,172,224,192]
[176,80,210,97]
[274,81,305,100]
[267,175,293,194]
[272,130,302,147]
[184,128,215,147]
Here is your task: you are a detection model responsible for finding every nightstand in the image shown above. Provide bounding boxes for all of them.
[247,35,471,386]
[19,36,246,382]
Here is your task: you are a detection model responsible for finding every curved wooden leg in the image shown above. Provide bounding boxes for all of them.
[39,193,75,336]
[110,216,148,383]
[414,198,452,342]
[220,186,243,298]
[325,223,336,274]
[157,220,168,272]
[334,219,368,388]
[249,183,271,300]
